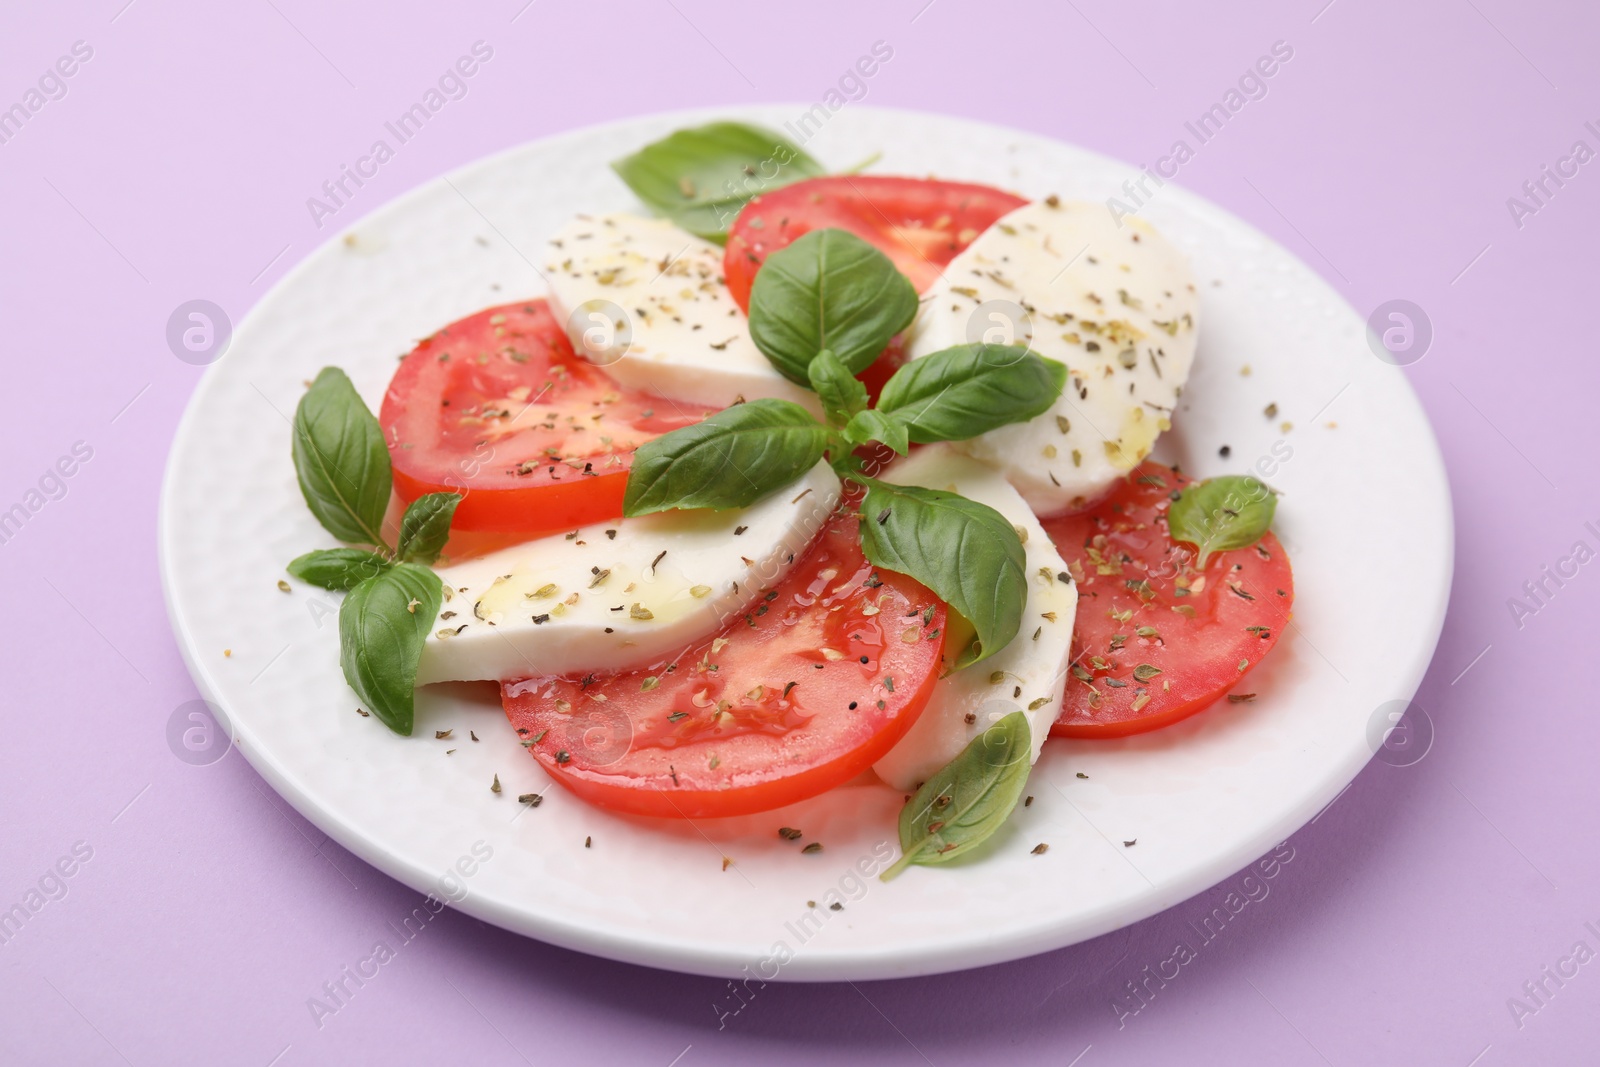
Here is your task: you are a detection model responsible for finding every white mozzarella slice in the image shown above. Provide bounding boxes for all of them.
[543,213,816,412]
[908,200,1199,515]
[415,462,839,684]
[871,446,1077,791]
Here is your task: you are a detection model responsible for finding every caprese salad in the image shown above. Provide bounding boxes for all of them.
[284,121,1293,878]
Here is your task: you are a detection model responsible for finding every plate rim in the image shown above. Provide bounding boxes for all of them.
[158,101,1455,980]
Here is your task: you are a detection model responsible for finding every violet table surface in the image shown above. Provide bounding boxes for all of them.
[1,0,1594,1063]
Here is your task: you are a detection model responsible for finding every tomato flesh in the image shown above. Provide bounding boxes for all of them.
[1042,463,1295,738]
[501,507,948,818]
[723,176,1027,312]
[856,334,908,405]
[379,300,715,535]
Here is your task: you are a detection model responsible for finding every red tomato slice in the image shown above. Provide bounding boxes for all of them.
[379,300,716,535]
[856,334,908,404]
[501,507,948,818]
[1042,463,1295,738]
[723,176,1027,312]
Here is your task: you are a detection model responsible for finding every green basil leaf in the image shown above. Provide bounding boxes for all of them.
[338,563,442,736]
[396,492,462,565]
[748,228,919,384]
[876,344,1067,444]
[610,121,824,243]
[1167,474,1278,568]
[807,349,869,429]
[286,548,392,591]
[623,399,827,515]
[882,711,1033,879]
[858,481,1026,670]
[843,409,910,456]
[292,367,393,548]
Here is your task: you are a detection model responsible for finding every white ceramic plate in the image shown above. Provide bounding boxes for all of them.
[159,105,1452,981]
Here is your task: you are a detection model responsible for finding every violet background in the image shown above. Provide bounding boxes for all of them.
[1,0,1594,1063]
